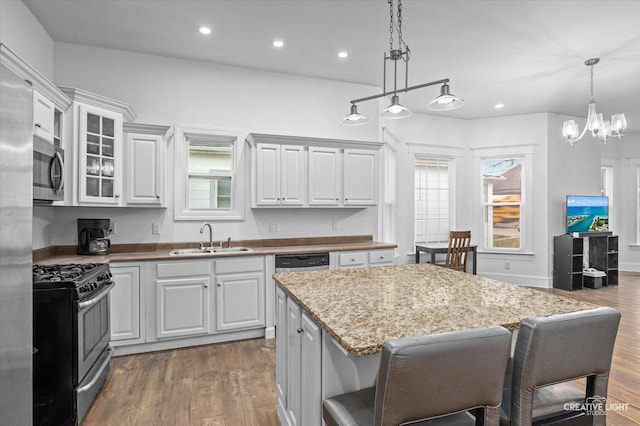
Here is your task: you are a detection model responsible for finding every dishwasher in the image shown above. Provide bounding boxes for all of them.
[275,252,330,272]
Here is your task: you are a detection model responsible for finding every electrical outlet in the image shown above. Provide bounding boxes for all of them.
[110,221,116,234]
[152,223,161,235]
[505,262,511,270]
[332,219,338,230]
[269,222,279,232]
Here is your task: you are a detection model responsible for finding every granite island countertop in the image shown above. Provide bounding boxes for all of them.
[273,263,598,356]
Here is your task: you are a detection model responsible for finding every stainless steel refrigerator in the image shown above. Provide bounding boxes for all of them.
[0,62,33,424]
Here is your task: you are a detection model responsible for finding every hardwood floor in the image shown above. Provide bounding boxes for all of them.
[81,338,278,425]
[82,272,639,425]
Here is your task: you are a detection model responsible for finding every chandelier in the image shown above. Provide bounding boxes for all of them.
[341,0,463,126]
[562,58,627,145]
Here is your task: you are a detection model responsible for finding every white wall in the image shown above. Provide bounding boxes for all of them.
[603,132,640,271]
[380,114,471,264]
[44,42,384,247]
[467,114,551,286]
[0,0,54,80]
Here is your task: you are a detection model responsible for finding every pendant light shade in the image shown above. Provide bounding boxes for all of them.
[341,104,369,126]
[381,95,412,119]
[428,83,465,111]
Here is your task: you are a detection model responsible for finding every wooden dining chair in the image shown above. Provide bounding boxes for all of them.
[445,230,471,272]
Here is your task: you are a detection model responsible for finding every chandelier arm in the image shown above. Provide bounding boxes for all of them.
[566,103,595,143]
[349,78,450,104]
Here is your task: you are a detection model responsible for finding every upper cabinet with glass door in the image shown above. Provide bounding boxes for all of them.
[60,87,136,206]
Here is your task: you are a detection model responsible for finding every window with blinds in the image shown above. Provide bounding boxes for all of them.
[414,158,450,244]
[186,138,233,209]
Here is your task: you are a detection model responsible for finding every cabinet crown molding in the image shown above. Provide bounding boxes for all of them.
[0,43,72,111]
[123,122,170,136]
[246,133,383,150]
[59,86,137,122]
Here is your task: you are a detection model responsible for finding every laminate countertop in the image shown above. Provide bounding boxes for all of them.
[273,263,598,356]
[33,236,396,265]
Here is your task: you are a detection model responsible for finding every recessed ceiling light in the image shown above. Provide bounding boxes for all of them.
[338,51,349,59]
[273,40,284,48]
[494,103,505,109]
[199,26,212,35]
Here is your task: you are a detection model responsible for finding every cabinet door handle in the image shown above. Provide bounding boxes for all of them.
[297,327,303,334]
[35,123,42,128]
[156,195,160,199]
[217,281,222,287]
[115,194,120,198]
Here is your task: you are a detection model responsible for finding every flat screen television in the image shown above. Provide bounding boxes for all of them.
[566,195,609,233]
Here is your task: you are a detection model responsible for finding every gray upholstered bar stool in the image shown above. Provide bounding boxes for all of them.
[323,326,512,426]
[500,307,621,426]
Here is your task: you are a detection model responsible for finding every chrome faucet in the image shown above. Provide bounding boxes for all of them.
[200,223,213,248]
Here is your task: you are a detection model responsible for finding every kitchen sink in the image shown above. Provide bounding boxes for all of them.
[169,247,253,256]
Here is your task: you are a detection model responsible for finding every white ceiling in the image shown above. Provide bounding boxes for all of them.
[24,0,640,132]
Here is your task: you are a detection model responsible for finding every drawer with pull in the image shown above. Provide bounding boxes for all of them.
[368,249,395,265]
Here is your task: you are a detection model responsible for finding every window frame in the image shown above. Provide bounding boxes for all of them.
[174,124,246,221]
[473,144,533,254]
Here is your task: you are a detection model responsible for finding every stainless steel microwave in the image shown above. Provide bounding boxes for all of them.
[33,137,64,203]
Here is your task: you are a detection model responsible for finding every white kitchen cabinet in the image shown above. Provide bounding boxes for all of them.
[109,265,144,345]
[33,90,55,143]
[214,257,265,332]
[77,104,123,204]
[308,146,340,206]
[335,248,395,269]
[155,260,211,339]
[123,123,170,206]
[280,291,322,426]
[255,143,305,206]
[59,87,136,206]
[247,133,383,209]
[215,273,264,331]
[343,148,378,206]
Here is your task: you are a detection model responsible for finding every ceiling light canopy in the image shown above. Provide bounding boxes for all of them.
[198,26,211,35]
[562,58,627,145]
[272,40,284,48]
[341,0,463,125]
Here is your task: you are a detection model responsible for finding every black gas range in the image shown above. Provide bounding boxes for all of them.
[33,263,113,300]
[32,263,115,425]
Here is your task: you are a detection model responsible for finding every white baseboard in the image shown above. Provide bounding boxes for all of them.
[479,272,552,288]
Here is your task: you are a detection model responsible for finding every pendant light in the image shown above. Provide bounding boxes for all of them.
[341,0,463,125]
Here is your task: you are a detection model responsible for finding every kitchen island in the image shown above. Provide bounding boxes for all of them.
[273,263,597,426]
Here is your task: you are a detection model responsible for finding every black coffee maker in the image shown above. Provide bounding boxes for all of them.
[77,218,112,255]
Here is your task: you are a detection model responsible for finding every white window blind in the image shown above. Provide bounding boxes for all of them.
[415,158,450,244]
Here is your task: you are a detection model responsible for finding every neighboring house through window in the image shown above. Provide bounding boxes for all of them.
[481,157,524,250]
[174,125,245,220]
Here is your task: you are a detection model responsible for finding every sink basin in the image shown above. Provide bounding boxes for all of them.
[170,247,252,256]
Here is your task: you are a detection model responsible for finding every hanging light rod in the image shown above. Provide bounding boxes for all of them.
[342,0,463,126]
[349,78,450,105]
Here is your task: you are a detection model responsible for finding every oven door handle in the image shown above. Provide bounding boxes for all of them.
[77,347,113,393]
[78,282,115,310]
